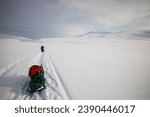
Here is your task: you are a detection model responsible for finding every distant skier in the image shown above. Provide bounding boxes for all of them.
[41,46,44,52]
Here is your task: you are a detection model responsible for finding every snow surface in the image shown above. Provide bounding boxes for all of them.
[0,35,150,99]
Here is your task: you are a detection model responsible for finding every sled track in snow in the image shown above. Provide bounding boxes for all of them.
[47,55,71,99]
[44,52,71,100]
[0,54,32,78]
[0,52,70,100]
[20,52,70,100]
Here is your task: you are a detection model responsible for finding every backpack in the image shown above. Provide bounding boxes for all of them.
[28,65,45,92]
[29,65,44,78]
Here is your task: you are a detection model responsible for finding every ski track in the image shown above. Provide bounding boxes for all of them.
[21,52,70,100]
[0,53,33,78]
[45,53,71,99]
[0,52,70,100]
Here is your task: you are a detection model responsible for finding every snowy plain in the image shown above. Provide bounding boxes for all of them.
[0,34,150,99]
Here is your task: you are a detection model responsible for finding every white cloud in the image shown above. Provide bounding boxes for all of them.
[0,0,150,38]
[60,0,150,30]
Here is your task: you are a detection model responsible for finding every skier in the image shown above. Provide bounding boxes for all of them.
[41,46,44,52]
[28,65,45,92]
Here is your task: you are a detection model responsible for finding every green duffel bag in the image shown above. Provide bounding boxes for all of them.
[28,72,45,92]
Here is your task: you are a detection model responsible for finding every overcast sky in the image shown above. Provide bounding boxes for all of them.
[0,0,150,39]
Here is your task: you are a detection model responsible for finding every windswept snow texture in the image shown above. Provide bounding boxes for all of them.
[0,35,150,99]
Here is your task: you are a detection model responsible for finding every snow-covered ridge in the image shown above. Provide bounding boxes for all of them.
[76,31,112,38]
[76,30,150,39]
[0,33,34,42]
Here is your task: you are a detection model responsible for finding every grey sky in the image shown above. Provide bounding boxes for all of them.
[0,0,150,39]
